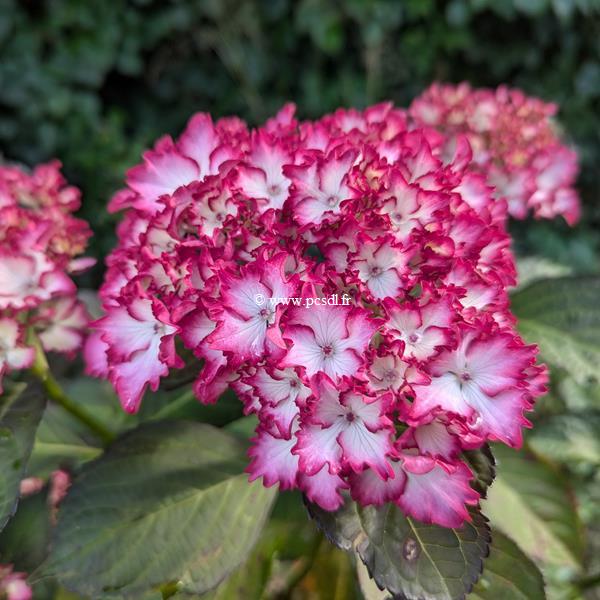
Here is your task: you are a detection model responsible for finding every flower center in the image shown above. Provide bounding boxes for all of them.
[215,212,225,222]
[370,265,382,276]
[408,332,420,344]
[345,412,356,422]
[153,323,167,335]
[322,344,334,356]
[326,195,339,207]
[268,184,281,197]
[392,212,403,222]
[384,369,397,382]
[259,308,271,319]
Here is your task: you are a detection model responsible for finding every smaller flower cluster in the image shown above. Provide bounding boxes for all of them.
[410,82,580,224]
[0,565,31,600]
[89,101,548,528]
[0,161,93,391]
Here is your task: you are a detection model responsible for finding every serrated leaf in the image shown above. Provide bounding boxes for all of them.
[468,530,545,599]
[357,559,391,600]
[463,445,496,498]
[511,276,600,383]
[307,498,490,600]
[43,421,276,598]
[0,380,46,530]
[483,444,584,570]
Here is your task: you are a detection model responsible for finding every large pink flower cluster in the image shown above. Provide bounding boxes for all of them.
[88,102,547,527]
[410,82,580,224]
[0,161,93,391]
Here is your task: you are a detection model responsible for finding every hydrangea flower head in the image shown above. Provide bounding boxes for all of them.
[410,82,580,224]
[0,161,93,390]
[89,102,549,528]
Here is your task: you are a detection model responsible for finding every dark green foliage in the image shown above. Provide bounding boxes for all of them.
[306,497,491,599]
[0,381,46,531]
[43,421,277,597]
[1,0,599,283]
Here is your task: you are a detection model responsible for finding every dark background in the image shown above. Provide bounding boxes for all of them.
[1,0,599,280]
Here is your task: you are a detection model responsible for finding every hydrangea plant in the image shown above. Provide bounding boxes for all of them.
[0,85,593,600]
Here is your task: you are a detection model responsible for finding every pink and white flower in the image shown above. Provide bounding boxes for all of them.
[94,295,181,413]
[294,375,394,479]
[284,149,357,226]
[349,235,412,300]
[281,304,378,380]
[0,319,35,393]
[383,297,454,361]
[233,133,292,213]
[410,327,538,446]
[208,253,300,364]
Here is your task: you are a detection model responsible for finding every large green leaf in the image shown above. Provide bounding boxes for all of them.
[43,421,277,598]
[357,529,547,600]
[483,445,584,570]
[511,276,600,383]
[468,530,545,599]
[307,499,490,600]
[0,380,46,530]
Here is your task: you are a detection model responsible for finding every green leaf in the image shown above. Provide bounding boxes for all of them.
[528,412,600,465]
[0,487,52,571]
[0,380,46,530]
[43,421,276,598]
[142,387,244,426]
[468,530,546,599]
[511,276,600,383]
[307,498,490,600]
[515,256,571,290]
[200,491,323,599]
[29,402,103,479]
[483,444,584,570]
[556,376,600,412]
[463,445,496,498]
[29,377,129,478]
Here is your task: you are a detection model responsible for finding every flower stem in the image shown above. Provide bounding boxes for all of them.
[29,336,115,446]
